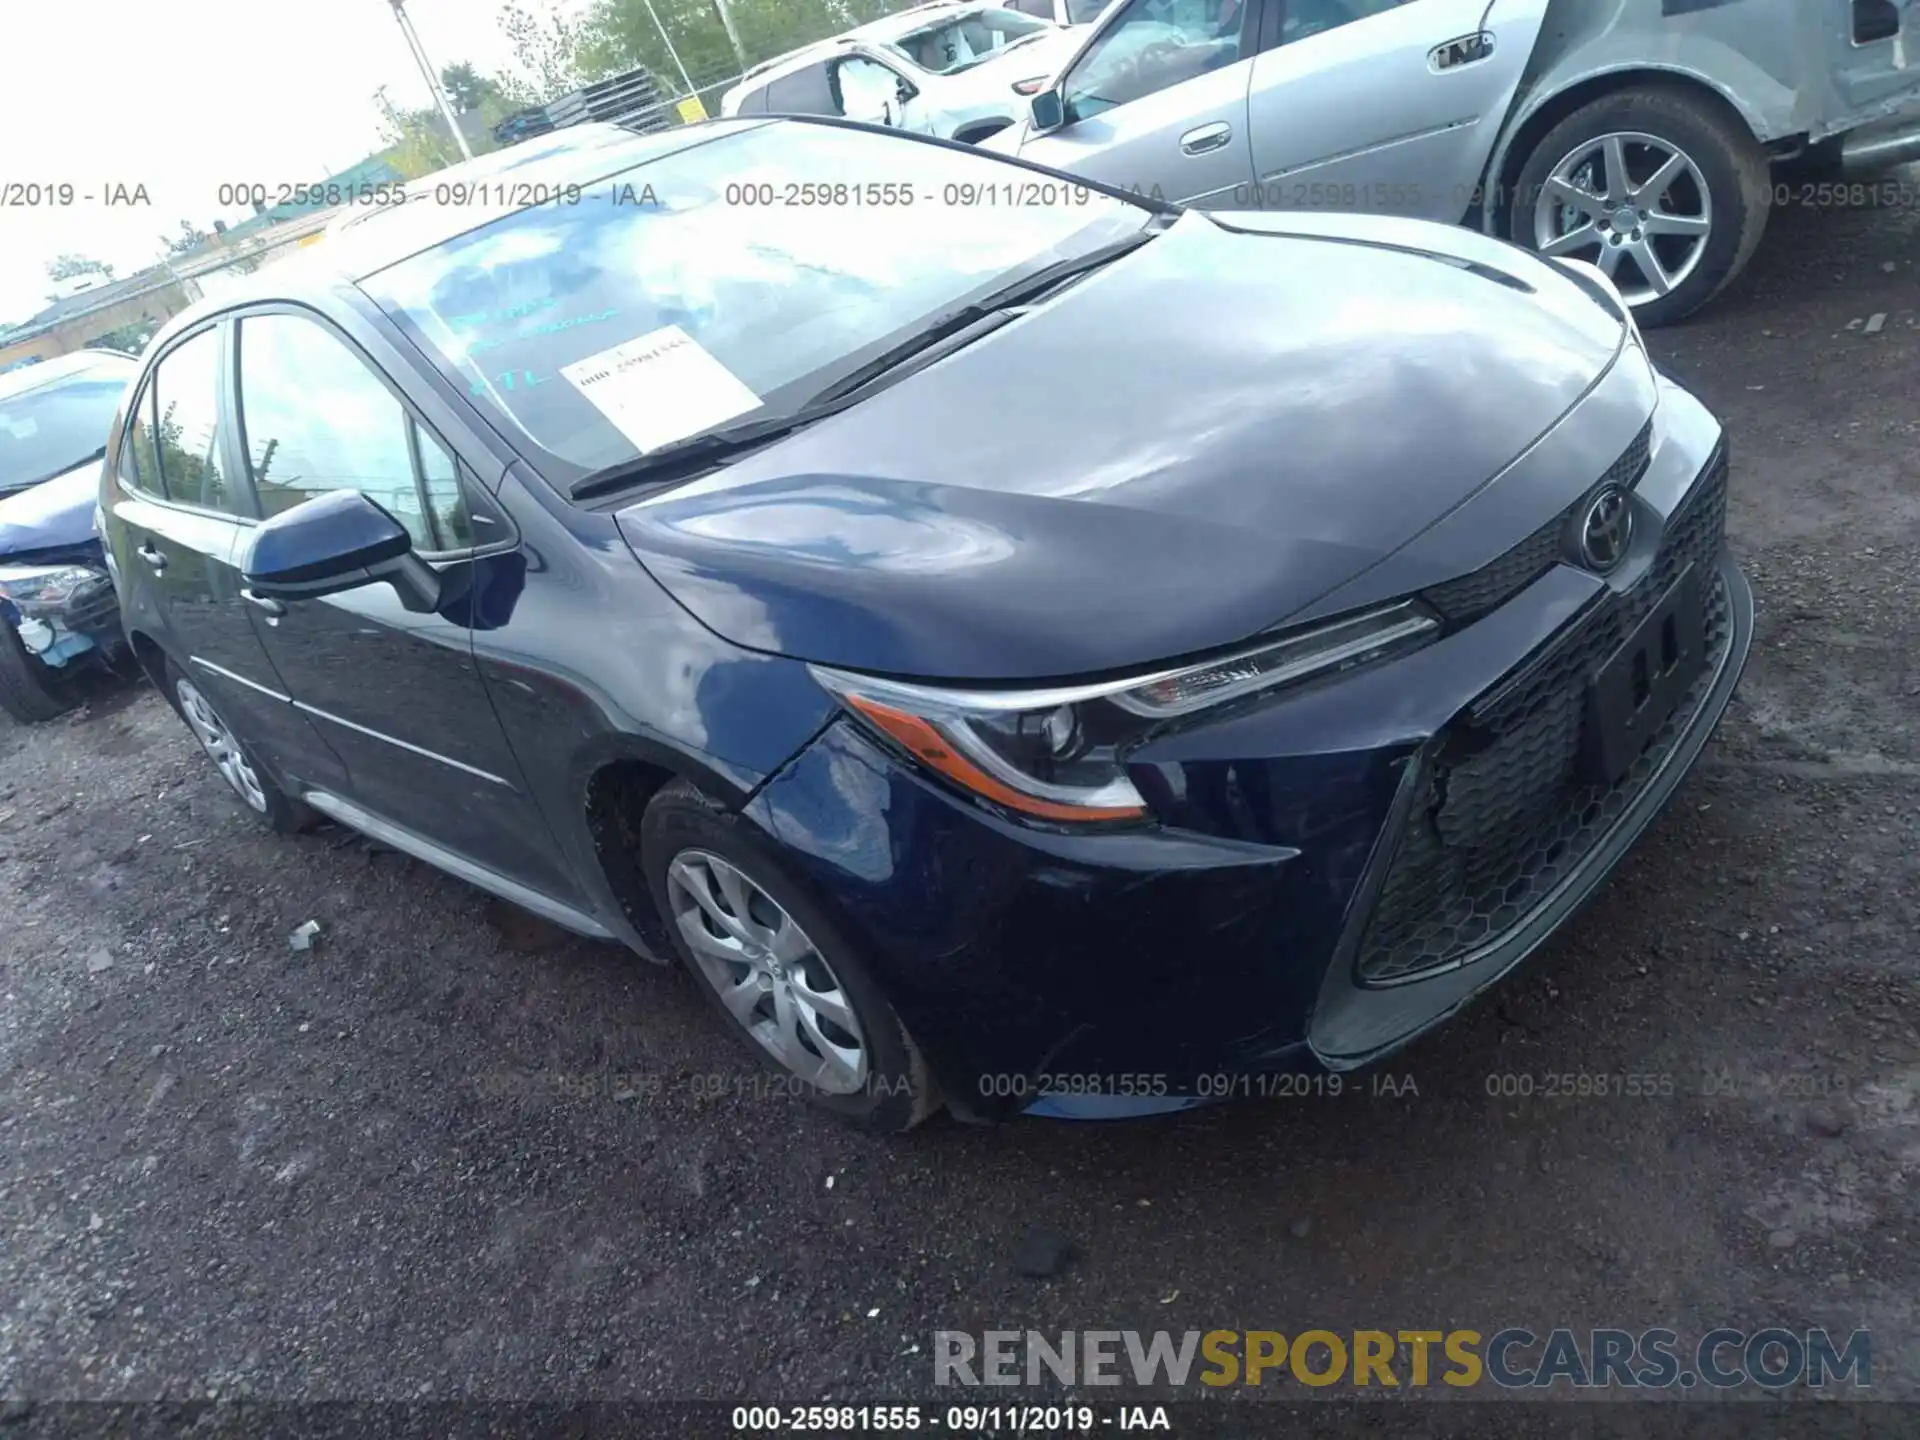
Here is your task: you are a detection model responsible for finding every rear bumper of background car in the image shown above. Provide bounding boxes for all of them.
[741,401,1751,1122]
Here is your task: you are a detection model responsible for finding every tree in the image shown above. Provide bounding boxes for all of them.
[442,61,510,115]
[165,220,214,257]
[498,1,589,103]
[46,254,115,284]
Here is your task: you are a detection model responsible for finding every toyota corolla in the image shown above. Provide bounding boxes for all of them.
[96,118,1751,1130]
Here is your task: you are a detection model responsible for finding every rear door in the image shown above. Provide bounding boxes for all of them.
[227,305,580,903]
[107,321,349,791]
[1019,0,1265,207]
[1245,0,1548,222]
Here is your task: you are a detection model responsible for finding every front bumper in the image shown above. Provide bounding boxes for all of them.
[0,559,122,668]
[743,386,1752,1121]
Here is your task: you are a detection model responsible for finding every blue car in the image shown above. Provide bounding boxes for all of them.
[0,349,138,721]
[96,119,1750,1129]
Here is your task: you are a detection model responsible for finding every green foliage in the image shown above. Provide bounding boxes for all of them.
[499,1,590,102]
[165,220,214,257]
[441,61,508,114]
[46,254,115,283]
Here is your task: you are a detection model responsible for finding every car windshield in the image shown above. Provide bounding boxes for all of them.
[885,8,1053,74]
[0,365,129,492]
[363,122,1146,486]
[1065,0,1112,20]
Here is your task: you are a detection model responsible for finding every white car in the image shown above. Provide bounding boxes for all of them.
[720,1,1088,145]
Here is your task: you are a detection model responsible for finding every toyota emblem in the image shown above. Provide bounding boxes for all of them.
[1578,487,1633,572]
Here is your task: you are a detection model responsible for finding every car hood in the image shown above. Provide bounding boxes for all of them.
[0,456,104,557]
[617,210,1627,682]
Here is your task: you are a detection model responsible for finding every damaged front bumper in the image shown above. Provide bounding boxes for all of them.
[0,561,121,668]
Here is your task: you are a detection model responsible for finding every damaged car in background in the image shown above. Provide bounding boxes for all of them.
[721,1,1086,144]
[0,349,136,722]
[990,0,1920,325]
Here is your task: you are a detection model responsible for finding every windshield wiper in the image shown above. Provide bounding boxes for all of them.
[567,225,1162,503]
[12,445,107,492]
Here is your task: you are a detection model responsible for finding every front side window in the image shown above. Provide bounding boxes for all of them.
[150,329,238,515]
[363,122,1148,485]
[236,313,448,551]
[1064,0,1248,120]
[0,360,135,495]
[887,7,1054,74]
[1065,0,1113,21]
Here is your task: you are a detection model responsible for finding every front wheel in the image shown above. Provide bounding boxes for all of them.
[1511,86,1770,327]
[642,780,940,1132]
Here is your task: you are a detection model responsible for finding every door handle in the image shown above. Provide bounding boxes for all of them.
[135,542,168,572]
[1180,122,1232,156]
[241,588,287,621]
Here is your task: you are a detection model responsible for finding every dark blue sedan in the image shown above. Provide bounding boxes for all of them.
[96,117,1750,1129]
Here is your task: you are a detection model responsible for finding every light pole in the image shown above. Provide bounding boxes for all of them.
[712,0,747,70]
[387,0,475,163]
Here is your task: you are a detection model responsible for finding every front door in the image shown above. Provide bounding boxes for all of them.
[1021,0,1263,207]
[227,307,579,902]
[1244,0,1548,222]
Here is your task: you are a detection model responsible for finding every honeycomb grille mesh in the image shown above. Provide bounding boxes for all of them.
[1421,422,1655,624]
[1356,449,1730,985]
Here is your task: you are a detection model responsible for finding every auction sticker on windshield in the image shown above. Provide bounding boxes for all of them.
[560,325,763,454]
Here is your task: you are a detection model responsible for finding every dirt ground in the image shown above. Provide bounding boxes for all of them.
[2,190,1918,1418]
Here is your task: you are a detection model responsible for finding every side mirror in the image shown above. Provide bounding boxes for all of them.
[1029,88,1065,134]
[241,489,442,614]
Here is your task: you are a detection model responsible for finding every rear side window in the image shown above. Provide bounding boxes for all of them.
[762,62,838,114]
[149,329,239,515]
[118,384,164,499]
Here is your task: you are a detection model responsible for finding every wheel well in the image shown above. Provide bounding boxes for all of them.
[584,758,679,955]
[1492,70,1759,230]
[953,119,1011,145]
[127,630,169,692]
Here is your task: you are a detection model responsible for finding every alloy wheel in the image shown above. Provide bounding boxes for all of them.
[666,848,869,1095]
[1532,131,1713,306]
[176,678,268,814]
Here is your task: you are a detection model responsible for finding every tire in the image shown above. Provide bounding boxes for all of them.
[163,658,316,834]
[1510,85,1771,328]
[0,620,74,723]
[641,780,940,1133]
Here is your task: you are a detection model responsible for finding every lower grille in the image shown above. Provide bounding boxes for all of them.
[1356,450,1730,985]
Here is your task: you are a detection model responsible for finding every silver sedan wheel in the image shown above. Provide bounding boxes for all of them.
[1532,131,1713,306]
[176,677,268,814]
[666,848,869,1095]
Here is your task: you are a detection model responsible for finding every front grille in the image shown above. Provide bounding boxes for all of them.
[1356,448,1730,985]
[1422,422,1653,624]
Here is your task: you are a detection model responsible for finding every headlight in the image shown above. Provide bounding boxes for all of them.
[0,564,106,609]
[811,600,1438,825]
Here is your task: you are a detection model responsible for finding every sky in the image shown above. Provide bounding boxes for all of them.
[0,0,592,328]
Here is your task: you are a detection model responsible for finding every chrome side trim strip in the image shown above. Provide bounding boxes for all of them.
[302,789,615,940]
[189,656,290,703]
[292,701,512,787]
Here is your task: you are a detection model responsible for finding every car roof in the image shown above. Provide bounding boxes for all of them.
[0,348,137,400]
[148,120,772,344]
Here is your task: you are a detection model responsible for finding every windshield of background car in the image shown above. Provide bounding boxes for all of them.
[0,365,130,492]
[886,8,1053,74]
[362,122,1146,485]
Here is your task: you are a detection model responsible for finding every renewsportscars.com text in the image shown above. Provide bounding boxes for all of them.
[934,1328,1870,1390]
